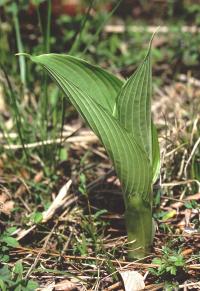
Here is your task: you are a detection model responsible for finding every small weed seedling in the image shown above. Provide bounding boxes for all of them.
[0,261,38,291]
[0,227,19,263]
[20,36,160,259]
[149,246,187,289]
[150,246,185,276]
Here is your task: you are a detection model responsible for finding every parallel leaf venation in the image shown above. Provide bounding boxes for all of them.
[43,64,152,202]
[32,54,122,112]
[116,55,152,162]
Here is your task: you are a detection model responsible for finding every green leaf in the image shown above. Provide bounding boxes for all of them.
[0,265,10,280]
[2,236,19,248]
[152,257,162,265]
[23,47,159,258]
[26,280,39,290]
[14,261,23,275]
[59,147,68,161]
[162,210,176,222]
[6,227,17,235]
[116,50,152,161]
[0,279,7,291]
[32,212,43,224]
[152,122,160,183]
[32,54,123,113]
[28,53,152,202]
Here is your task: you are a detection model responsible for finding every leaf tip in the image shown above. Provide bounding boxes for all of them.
[15,53,30,58]
[15,53,39,64]
[146,26,160,57]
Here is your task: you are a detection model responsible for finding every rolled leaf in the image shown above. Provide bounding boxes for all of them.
[116,51,152,162]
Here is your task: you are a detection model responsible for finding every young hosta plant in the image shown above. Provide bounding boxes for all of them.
[21,42,160,259]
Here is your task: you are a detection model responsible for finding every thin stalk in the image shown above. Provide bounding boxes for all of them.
[125,195,153,259]
[56,95,66,167]
[69,0,96,54]
[36,0,52,147]
[44,0,51,54]
[43,0,51,123]
[12,3,26,87]
[82,0,122,55]
[0,63,28,160]
[36,4,43,41]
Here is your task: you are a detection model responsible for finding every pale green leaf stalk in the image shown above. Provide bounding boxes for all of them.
[20,42,160,259]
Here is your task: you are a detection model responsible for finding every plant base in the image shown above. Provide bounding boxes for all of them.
[125,195,154,259]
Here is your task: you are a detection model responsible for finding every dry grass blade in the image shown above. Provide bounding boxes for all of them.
[184,136,200,178]
[162,179,200,192]
[25,225,56,279]
[54,279,80,291]
[2,133,98,150]
[12,246,200,270]
[17,180,73,240]
[42,179,72,223]
[104,282,123,291]
[104,25,200,34]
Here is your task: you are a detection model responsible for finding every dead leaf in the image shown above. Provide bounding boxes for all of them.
[0,191,14,215]
[19,168,30,179]
[34,170,43,183]
[0,192,9,203]
[120,270,145,291]
[39,281,55,291]
[54,279,79,291]
[1,200,14,215]
[181,248,193,256]
[15,184,26,198]
[171,193,200,209]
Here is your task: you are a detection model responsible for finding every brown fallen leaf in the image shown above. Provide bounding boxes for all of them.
[33,170,43,183]
[171,193,200,209]
[2,200,14,215]
[19,168,30,179]
[0,190,14,215]
[54,279,79,291]
[0,192,8,203]
[15,184,26,198]
[181,248,193,256]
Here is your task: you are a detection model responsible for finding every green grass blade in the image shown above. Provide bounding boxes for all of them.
[11,3,26,87]
[82,0,122,55]
[69,0,96,54]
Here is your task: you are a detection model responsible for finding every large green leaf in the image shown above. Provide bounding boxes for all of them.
[29,54,152,202]
[32,54,123,113]
[116,51,152,162]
